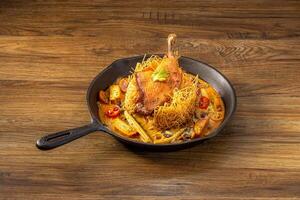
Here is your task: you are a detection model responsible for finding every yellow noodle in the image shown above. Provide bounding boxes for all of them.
[124,111,152,143]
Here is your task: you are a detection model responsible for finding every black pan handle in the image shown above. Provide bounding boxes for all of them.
[36,122,101,150]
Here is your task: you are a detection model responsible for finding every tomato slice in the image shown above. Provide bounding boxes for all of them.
[199,96,210,109]
[105,106,120,118]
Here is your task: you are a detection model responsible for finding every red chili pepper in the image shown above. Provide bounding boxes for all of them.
[199,96,210,109]
[105,106,120,118]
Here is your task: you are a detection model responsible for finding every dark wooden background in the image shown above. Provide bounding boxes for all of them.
[1,0,300,199]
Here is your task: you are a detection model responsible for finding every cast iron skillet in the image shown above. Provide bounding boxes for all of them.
[36,55,236,151]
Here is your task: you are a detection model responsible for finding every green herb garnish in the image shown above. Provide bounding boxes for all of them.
[152,62,169,81]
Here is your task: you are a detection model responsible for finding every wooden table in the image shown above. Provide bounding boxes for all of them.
[1,1,300,199]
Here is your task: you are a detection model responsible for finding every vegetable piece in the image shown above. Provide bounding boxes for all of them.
[154,128,185,144]
[105,105,120,118]
[119,78,128,93]
[199,96,210,109]
[124,111,152,143]
[191,130,196,139]
[214,97,223,112]
[210,111,224,121]
[206,87,217,97]
[194,117,209,137]
[99,90,109,104]
[200,88,209,98]
[109,85,121,101]
[205,87,223,112]
[111,118,137,136]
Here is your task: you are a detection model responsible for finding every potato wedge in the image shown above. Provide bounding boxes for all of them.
[111,118,136,136]
[109,85,121,101]
[194,117,209,137]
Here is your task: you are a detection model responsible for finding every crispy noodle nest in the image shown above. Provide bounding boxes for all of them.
[154,82,198,129]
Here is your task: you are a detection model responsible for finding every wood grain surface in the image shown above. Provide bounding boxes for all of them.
[1,0,300,199]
